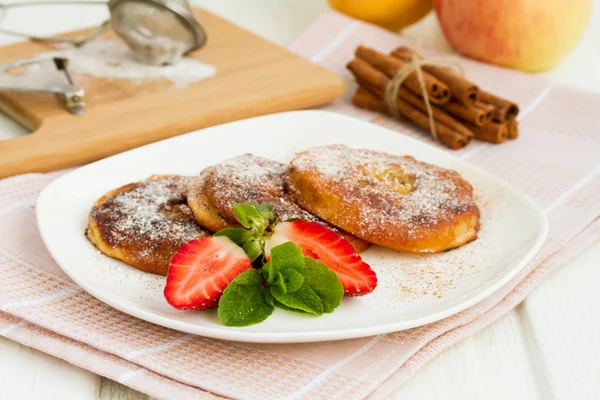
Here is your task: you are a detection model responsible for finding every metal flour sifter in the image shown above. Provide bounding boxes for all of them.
[0,0,207,66]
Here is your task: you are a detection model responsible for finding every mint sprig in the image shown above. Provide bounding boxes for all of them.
[271,284,324,315]
[262,241,305,292]
[218,242,343,325]
[213,228,262,261]
[262,242,343,316]
[214,205,345,327]
[302,257,344,313]
[232,202,276,233]
[213,203,277,262]
[217,269,274,326]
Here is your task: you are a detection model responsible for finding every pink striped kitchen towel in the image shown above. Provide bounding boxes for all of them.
[1,11,600,400]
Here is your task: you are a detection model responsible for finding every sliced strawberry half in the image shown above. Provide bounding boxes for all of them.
[164,236,252,310]
[265,221,377,296]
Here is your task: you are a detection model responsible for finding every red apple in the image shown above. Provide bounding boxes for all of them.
[434,0,592,72]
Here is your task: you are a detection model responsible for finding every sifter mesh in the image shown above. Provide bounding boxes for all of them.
[110,1,196,65]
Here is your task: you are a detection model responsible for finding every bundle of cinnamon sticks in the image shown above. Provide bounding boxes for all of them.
[348,46,520,150]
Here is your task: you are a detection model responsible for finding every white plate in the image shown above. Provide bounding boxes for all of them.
[37,111,547,343]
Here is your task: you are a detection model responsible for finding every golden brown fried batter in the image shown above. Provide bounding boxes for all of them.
[285,145,480,252]
[185,154,370,252]
[87,175,209,275]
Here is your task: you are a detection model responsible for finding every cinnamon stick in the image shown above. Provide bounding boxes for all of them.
[348,58,473,139]
[355,46,451,105]
[352,87,471,150]
[474,101,494,121]
[356,77,474,140]
[396,87,474,140]
[391,46,479,105]
[507,119,519,139]
[347,58,389,92]
[467,121,508,143]
[439,100,492,127]
[478,91,519,122]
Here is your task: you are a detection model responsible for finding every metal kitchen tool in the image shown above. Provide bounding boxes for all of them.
[108,0,207,65]
[0,57,85,114]
[0,7,344,179]
[0,0,207,66]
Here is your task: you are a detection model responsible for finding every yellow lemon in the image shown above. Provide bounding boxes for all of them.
[328,0,433,31]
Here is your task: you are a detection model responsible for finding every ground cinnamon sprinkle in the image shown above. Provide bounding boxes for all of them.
[394,260,471,299]
[366,214,485,302]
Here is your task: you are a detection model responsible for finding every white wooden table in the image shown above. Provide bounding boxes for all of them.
[1,1,599,399]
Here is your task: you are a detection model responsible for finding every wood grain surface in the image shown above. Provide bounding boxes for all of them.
[0,8,344,178]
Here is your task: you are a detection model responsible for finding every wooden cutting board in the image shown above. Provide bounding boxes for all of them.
[0,8,344,179]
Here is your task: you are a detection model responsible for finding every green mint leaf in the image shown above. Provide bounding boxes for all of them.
[266,268,304,294]
[280,268,304,293]
[274,271,287,292]
[270,283,323,316]
[232,203,269,232]
[217,269,274,326]
[303,257,343,313]
[263,242,305,294]
[274,300,307,313]
[254,203,277,225]
[262,261,276,283]
[265,291,275,306]
[213,228,262,261]
[241,236,263,262]
[270,242,305,273]
[212,228,254,244]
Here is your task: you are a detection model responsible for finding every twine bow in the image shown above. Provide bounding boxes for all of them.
[384,48,464,141]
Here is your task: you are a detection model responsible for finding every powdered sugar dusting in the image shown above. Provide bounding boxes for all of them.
[289,145,478,241]
[39,40,216,89]
[88,175,208,270]
[204,154,320,223]
[88,242,165,291]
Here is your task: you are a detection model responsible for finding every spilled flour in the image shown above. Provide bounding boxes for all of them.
[40,40,216,89]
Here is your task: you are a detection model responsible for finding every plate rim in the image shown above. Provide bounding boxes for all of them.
[36,110,549,343]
